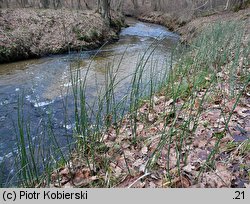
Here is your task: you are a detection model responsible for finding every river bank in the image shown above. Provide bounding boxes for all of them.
[137,7,250,43]
[1,7,248,64]
[0,8,124,63]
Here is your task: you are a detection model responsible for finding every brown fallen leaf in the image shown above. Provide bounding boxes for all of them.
[133,159,144,167]
[148,181,156,188]
[183,164,195,173]
[114,166,123,178]
[165,99,174,107]
[63,182,73,188]
[139,164,147,173]
[172,175,191,188]
[59,168,70,177]
[244,183,250,188]
[141,146,148,155]
[198,150,208,161]
[137,124,144,132]
[235,107,249,118]
[148,113,157,122]
[117,174,142,188]
[122,141,130,149]
[72,169,91,187]
[194,99,200,109]
[153,96,160,104]
[139,104,149,114]
[202,163,233,188]
[123,150,135,162]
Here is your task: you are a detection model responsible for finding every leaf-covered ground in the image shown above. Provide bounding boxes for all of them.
[50,42,249,189]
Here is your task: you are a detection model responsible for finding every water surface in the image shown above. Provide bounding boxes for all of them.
[0,19,179,184]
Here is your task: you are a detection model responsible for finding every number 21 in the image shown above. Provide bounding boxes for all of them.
[234,191,244,200]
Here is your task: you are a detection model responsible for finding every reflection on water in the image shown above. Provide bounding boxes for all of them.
[120,21,179,40]
[0,19,179,184]
[0,58,46,75]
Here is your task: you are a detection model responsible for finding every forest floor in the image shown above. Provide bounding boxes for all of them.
[50,70,250,187]
[0,8,123,63]
[47,8,250,188]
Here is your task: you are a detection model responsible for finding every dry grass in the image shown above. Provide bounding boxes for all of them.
[0,8,122,63]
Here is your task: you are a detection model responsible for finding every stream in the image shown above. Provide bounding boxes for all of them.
[0,18,179,185]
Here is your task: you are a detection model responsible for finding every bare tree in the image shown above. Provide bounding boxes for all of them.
[77,0,81,9]
[225,0,245,10]
[131,0,138,9]
[151,0,166,11]
[83,0,91,9]
[52,0,62,9]
[225,0,230,10]
[40,0,50,8]
[0,0,248,12]
[115,0,124,12]
[98,0,111,23]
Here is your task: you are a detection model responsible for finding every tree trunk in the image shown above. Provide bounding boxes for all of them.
[98,0,111,24]
[83,0,91,9]
[225,0,230,10]
[151,0,164,11]
[53,0,62,9]
[40,0,50,8]
[116,0,124,12]
[151,0,158,11]
[77,0,82,9]
[237,0,244,9]
[131,0,138,10]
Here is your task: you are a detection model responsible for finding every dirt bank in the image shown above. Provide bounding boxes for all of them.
[0,9,124,63]
[138,7,250,43]
[137,12,185,32]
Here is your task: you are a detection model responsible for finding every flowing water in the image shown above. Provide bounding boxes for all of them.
[0,19,179,184]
